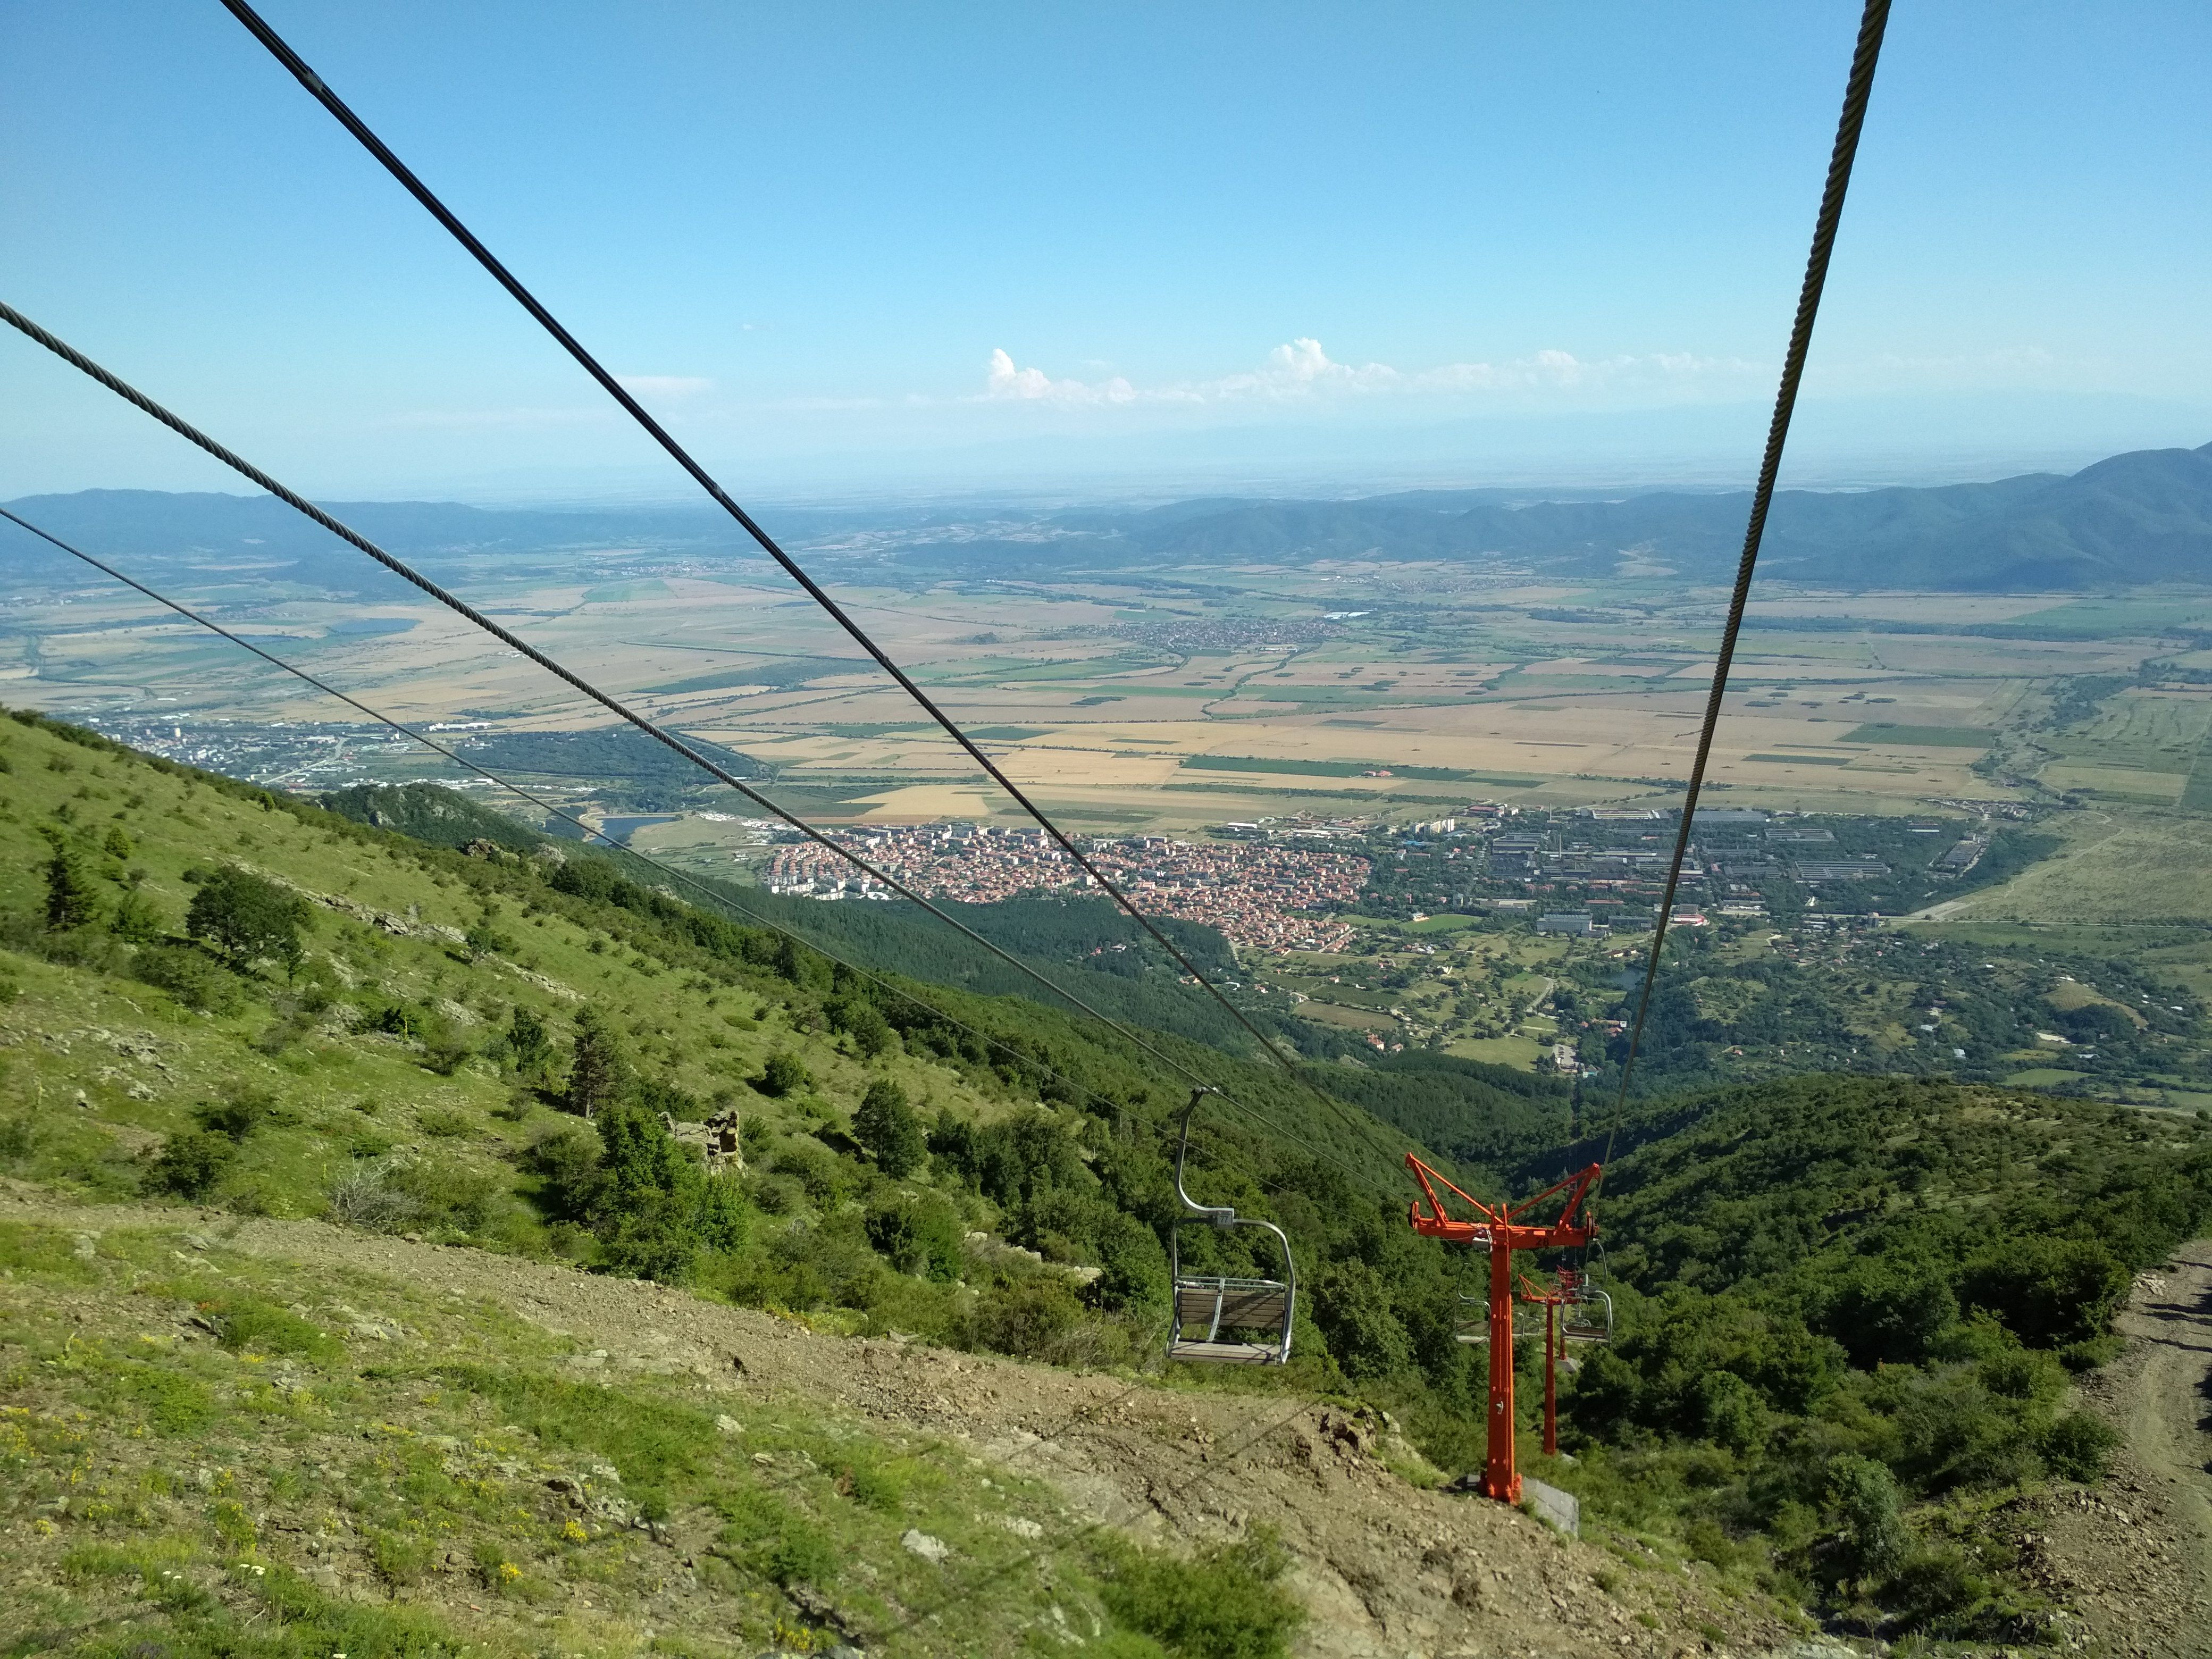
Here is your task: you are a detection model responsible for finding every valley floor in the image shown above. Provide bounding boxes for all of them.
[0,1184,1807,1658]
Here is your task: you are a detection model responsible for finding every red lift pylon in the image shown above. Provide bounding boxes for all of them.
[1405,1154,1601,1504]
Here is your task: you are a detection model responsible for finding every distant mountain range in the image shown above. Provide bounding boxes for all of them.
[6,438,2209,593]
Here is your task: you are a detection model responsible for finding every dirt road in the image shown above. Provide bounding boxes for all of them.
[2023,1239,2212,1656]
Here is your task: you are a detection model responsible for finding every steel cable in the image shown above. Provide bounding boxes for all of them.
[1599,0,1891,1184]
[0,305,1266,1105]
[0,499,1399,1208]
[217,0,1316,1080]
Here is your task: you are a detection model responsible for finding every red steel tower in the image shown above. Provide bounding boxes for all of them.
[1404,1155,1601,1503]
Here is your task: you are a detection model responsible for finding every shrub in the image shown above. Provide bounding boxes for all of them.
[506,1006,552,1076]
[863,1188,965,1280]
[328,1158,511,1239]
[755,1050,811,1097]
[525,1121,605,1221]
[326,1164,425,1233]
[1960,1236,2130,1348]
[192,1090,287,1142]
[370,1530,435,1587]
[1096,1527,1303,1659]
[1697,1369,1767,1454]
[975,1277,1084,1360]
[129,943,242,1014]
[146,1128,238,1200]
[713,1488,837,1588]
[1882,1544,1993,1633]
[108,887,166,944]
[1827,1454,1910,1581]
[852,1078,926,1177]
[2040,1411,2120,1481]
[203,1295,338,1360]
[1813,1256,1959,1367]
[769,1138,849,1208]
[577,1101,751,1281]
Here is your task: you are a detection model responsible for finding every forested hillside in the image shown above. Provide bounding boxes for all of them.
[3,708,2207,1646]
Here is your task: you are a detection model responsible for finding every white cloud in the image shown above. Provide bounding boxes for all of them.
[979,339,1755,409]
[984,348,1136,405]
[616,374,715,399]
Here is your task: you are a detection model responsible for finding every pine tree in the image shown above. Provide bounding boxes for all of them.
[44,847,103,931]
[564,1007,633,1119]
[853,1078,926,1178]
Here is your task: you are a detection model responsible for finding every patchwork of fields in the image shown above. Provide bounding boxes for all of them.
[13,544,2205,836]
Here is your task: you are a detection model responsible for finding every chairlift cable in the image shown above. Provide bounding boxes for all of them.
[0,322,1240,1100]
[1597,0,1891,1188]
[0,286,1417,1203]
[0,496,1396,1208]
[217,0,1323,1087]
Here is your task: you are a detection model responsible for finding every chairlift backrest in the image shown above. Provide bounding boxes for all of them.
[1166,1092,1296,1366]
[1560,1284,1613,1343]
[1453,1293,1487,1344]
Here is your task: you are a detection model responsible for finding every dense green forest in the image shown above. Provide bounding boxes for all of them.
[1548,1075,2211,1638]
[4,710,2207,1644]
[1578,921,2212,1101]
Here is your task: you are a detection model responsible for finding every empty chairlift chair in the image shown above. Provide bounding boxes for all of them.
[1166,1092,1296,1365]
[1556,1268,1614,1343]
[1453,1294,1488,1345]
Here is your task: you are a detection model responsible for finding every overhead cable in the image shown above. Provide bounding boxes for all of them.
[1602,0,1892,1176]
[0,309,1259,1105]
[217,0,1313,1077]
[0,484,1384,1199]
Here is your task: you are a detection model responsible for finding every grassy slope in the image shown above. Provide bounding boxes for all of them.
[7,709,2209,1646]
[0,716,1018,1236]
[0,1218,1176,1658]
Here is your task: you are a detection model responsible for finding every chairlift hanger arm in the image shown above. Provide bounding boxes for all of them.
[1504,1161,1601,1230]
[1404,1154,1493,1242]
[1172,1090,1236,1225]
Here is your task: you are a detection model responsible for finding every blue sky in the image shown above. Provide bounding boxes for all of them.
[3,2,2208,502]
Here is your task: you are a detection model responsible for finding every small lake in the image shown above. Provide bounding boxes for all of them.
[596,815,678,845]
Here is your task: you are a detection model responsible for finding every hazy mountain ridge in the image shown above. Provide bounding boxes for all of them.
[7,437,2209,592]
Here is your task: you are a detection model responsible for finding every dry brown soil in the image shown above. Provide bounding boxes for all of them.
[2017,1239,2212,1657]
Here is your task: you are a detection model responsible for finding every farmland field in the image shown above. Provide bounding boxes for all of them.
[9,504,2211,1100]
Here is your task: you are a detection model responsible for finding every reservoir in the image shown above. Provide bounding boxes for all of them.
[594,814,678,845]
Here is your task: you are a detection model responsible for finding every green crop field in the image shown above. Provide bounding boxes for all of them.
[1841,724,1995,747]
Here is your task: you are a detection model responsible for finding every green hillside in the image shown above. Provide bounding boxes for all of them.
[1552,1075,2212,1640]
[3,706,2207,1647]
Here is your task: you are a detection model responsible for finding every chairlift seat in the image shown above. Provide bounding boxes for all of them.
[1175,1279,1289,1331]
[1561,1286,1614,1343]
[1169,1273,1292,1364]
[1164,1093,1297,1367]
[1165,1339,1283,1365]
[1452,1294,1488,1344]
